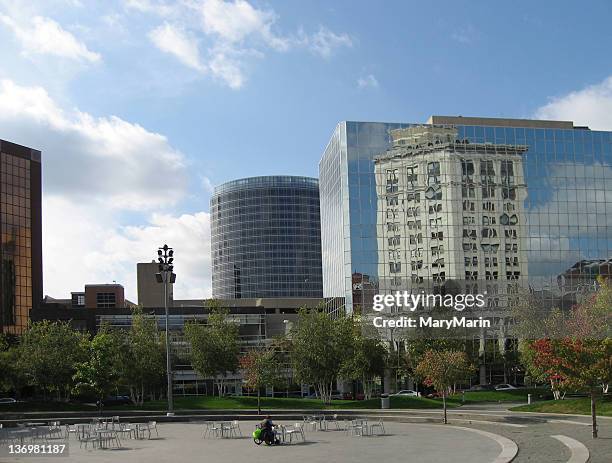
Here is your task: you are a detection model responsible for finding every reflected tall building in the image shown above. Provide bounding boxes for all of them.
[211,176,323,299]
[0,140,42,335]
[320,116,612,315]
[373,125,529,307]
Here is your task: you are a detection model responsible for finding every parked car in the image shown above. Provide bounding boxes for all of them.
[495,384,518,391]
[0,397,17,404]
[468,384,496,392]
[392,390,420,397]
[101,395,133,406]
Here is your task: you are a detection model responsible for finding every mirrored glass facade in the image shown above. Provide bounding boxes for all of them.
[320,117,612,316]
[0,140,42,335]
[211,176,323,299]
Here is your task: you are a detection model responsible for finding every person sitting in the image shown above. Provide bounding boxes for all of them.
[260,416,279,444]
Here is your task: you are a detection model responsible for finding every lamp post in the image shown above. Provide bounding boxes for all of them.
[156,244,176,416]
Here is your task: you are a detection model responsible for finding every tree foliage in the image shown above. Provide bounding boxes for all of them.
[18,321,88,400]
[185,308,240,396]
[415,350,473,423]
[289,307,353,404]
[518,278,612,438]
[340,325,387,400]
[116,307,166,405]
[240,344,285,413]
[72,327,122,410]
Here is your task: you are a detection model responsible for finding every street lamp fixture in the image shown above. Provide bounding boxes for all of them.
[156,244,176,416]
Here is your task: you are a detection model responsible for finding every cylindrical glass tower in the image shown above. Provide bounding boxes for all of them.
[211,176,323,299]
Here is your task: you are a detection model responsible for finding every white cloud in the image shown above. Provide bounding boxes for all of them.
[149,23,206,72]
[0,79,212,299]
[208,47,245,89]
[199,0,289,51]
[357,74,379,89]
[0,79,187,209]
[0,14,101,63]
[534,76,612,131]
[128,0,352,88]
[303,26,352,58]
[124,0,175,17]
[43,198,211,301]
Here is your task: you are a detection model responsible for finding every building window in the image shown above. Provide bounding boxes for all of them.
[96,292,116,308]
[480,160,495,179]
[483,216,496,225]
[386,195,399,206]
[387,222,400,232]
[462,185,475,198]
[429,203,442,214]
[483,201,495,211]
[482,185,496,199]
[406,166,418,185]
[462,242,477,252]
[502,187,516,200]
[407,206,420,217]
[461,159,475,179]
[463,229,477,240]
[388,236,400,246]
[386,169,399,193]
[501,161,514,184]
[407,192,420,203]
[389,262,401,273]
[481,228,498,238]
[427,162,440,184]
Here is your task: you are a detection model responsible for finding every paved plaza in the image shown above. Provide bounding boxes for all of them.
[2,412,611,463]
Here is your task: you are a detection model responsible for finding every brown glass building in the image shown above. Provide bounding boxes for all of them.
[0,139,42,335]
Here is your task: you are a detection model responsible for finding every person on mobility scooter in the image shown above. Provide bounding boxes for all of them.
[253,415,281,445]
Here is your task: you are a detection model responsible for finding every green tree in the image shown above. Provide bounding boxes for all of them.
[116,308,166,405]
[185,308,239,397]
[518,278,612,438]
[0,334,26,398]
[340,327,387,400]
[73,328,122,414]
[415,350,473,424]
[18,321,88,400]
[239,345,284,413]
[289,307,353,404]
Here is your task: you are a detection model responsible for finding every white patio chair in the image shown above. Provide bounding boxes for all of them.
[117,423,137,440]
[65,424,78,440]
[228,420,242,437]
[77,428,98,449]
[370,418,385,435]
[285,422,306,443]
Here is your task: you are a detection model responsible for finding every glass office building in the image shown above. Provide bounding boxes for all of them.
[0,139,42,335]
[211,176,323,299]
[320,116,612,318]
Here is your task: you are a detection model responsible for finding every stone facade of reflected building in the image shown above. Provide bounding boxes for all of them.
[373,126,529,312]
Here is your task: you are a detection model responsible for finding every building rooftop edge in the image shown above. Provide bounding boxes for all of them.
[213,175,319,195]
[337,116,585,130]
[427,115,577,130]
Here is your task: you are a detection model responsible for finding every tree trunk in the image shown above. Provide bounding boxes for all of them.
[591,389,598,439]
[257,389,261,415]
[442,392,447,424]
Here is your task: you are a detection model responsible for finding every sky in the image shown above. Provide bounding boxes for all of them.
[0,0,611,301]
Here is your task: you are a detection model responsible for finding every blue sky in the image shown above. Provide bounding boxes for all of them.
[0,0,611,300]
